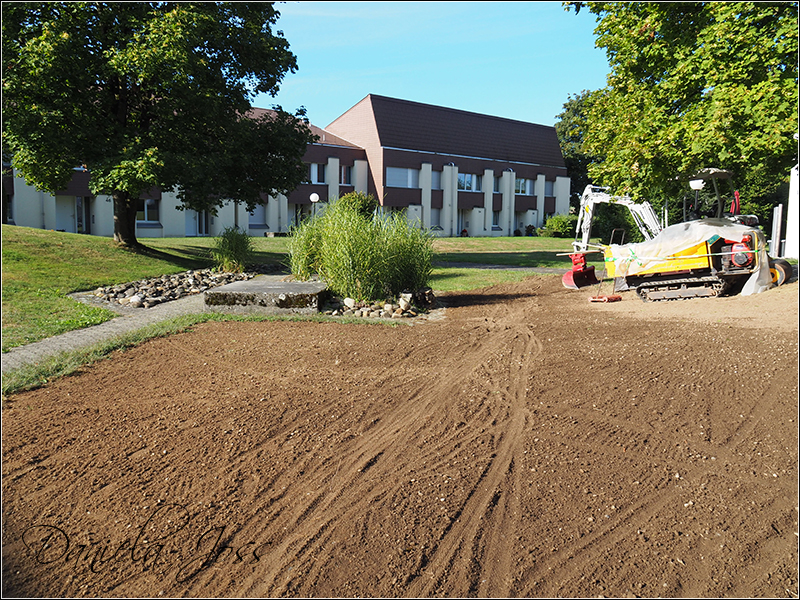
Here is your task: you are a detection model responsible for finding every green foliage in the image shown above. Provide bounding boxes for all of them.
[2,2,316,246]
[542,214,579,238]
[591,204,645,245]
[210,226,253,273]
[564,2,798,224]
[334,191,380,218]
[289,199,434,302]
[554,90,598,209]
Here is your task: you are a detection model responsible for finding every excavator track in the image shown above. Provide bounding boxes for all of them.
[634,275,730,302]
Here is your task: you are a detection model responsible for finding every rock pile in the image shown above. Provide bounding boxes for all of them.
[322,288,438,319]
[92,269,257,309]
[91,266,439,321]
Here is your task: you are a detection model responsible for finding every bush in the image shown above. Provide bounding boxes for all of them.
[592,203,645,245]
[288,195,434,302]
[210,226,253,272]
[335,190,380,217]
[542,214,579,238]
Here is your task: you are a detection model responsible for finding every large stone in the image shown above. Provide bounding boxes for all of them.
[204,276,328,315]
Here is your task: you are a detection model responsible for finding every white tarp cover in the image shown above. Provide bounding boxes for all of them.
[607,218,772,296]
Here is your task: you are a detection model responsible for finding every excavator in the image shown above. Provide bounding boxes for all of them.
[562,169,794,301]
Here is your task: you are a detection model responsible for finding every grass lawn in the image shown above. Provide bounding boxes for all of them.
[2,225,590,352]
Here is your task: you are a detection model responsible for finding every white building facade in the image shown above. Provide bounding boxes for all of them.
[3,95,571,238]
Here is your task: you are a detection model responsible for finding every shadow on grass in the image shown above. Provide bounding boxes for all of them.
[434,251,604,269]
[132,243,289,272]
[126,243,211,271]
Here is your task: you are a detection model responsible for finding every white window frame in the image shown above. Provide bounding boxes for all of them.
[386,167,420,188]
[308,163,326,184]
[515,178,531,195]
[136,197,160,223]
[340,165,353,186]
[249,203,267,226]
[431,170,442,190]
[458,173,482,192]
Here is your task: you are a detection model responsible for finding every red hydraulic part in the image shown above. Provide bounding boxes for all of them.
[562,253,600,290]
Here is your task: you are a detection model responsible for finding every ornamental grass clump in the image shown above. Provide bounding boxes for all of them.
[210,226,253,272]
[288,193,433,302]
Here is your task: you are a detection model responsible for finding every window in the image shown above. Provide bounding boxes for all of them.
[493,176,500,193]
[249,203,266,227]
[340,165,352,185]
[136,198,160,222]
[458,173,482,192]
[492,210,500,227]
[515,178,530,195]
[545,180,554,196]
[430,207,441,228]
[308,163,326,184]
[431,170,442,190]
[386,167,419,188]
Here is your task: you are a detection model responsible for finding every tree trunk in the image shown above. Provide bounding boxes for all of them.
[112,191,139,247]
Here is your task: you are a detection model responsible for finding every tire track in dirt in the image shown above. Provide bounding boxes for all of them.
[402,298,543,597]
[170,293,545,597]
[4,277,795,598]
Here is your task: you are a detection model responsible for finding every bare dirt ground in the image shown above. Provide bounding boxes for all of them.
[3,274,798,598]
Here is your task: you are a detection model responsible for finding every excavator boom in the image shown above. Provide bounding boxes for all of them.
[563,185,663,289]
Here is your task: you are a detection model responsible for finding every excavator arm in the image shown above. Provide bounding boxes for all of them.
[564,185,664,289]
[572,185,663,253]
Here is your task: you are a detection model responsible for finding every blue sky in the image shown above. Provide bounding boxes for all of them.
[254,1,611,129]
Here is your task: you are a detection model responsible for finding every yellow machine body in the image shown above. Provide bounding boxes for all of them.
[603,241,711,279]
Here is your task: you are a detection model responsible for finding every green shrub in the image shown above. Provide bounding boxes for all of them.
[210,226,253,272]
[335,191,380,217]
[288,197,434,301]
[287,217,323,279]
[382,212,434,295]
[542,214,579,238]
[592,203,645,244]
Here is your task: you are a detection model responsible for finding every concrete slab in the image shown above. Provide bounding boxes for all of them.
[204,275,329,315]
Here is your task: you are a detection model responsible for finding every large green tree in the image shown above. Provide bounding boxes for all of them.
[2,2,316,246]
[554,89,598,209]
[566,2,798,221]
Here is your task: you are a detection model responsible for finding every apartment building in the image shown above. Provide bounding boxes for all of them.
[2,95,569,238]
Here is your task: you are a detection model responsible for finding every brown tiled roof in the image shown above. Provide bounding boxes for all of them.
[247,106,359,149]
[357,94,565,168]
[307,124,362,149]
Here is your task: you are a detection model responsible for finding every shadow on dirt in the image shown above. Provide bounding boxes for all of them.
[440,291,535,308]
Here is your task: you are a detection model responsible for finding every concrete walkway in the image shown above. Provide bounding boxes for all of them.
[1,273,305,374]
[1,292,209,374]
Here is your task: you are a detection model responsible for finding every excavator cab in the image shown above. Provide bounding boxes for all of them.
[683,168,743,222]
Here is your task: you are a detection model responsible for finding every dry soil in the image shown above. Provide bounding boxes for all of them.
[2,274,798,598]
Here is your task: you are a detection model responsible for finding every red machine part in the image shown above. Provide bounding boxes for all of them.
[728,234,753,267]
[562,253,600,290]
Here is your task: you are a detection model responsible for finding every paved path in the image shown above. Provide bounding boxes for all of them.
[1,293,209,374]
